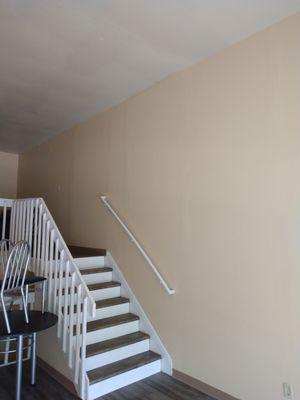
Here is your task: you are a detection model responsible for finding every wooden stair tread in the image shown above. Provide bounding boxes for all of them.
[95,297,129,309]
[87,351,161,384]
[86,331,150,357]
[68,245,106,258]
[86,313,139,333]
[62,281,120,295]
[64,297,129,314]
[87,281,120,291]
[53,267,112,278]
[80,267,112,275]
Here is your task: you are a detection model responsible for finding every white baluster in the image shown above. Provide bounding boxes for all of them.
[68,272,76,368]
[16,200,21,241]
[22,200,26,239]
[36,204,42,274]
[2,205,7,239]
[74,284,82,384]
[80,297,88,399]
[25,201,30,243]
[28,200,34,249]
[44,220,50,280]
[63,260,70,352]
[9,201,16,242]
[40,214,46,276]
[17,201,22,242]
[48,229,55,311]
[32,200,38,274]
[57,249,65,338]
[53,238,59,313]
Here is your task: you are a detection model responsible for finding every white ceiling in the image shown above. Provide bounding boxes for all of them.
[0,1,300,153]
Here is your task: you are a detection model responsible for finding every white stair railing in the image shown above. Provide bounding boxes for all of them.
[0,197,94,399]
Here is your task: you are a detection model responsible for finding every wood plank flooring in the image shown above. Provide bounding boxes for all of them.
[0,361,78,400]
[101,372,215,400]
[0,363,216,400]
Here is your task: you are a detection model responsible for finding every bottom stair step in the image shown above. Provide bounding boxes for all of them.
[87,351,161,385]
[87,350,161,399]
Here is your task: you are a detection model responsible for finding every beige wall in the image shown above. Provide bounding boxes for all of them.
[18,14,300,400]
[0,151,18,198]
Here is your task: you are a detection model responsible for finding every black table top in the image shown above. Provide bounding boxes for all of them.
[24,275,47,285]
[0,311,58,338]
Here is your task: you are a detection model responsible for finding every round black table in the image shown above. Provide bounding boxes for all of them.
[0,311,58,400]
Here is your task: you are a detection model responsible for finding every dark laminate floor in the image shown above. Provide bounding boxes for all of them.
[101,373,215,400]
[0,362,215,400]
[0,361,78,400]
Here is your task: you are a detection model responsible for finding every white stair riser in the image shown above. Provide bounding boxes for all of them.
[74,256,105,269]
[86,321,139,345]
[86,339,150,371]
[89,303,129,321]
[88,360,161,399]
[90,286,120,300]
[50,288,123,307]
[82,272,112,285]
[51,294,127,315]
[30,256,105,270]
[60,303,130,323]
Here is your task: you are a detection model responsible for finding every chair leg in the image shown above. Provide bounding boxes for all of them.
[30,332,37,386]
[21,288,29,324]
[0,293,11,333]
[41,280,46,314]
[25,285,29,308]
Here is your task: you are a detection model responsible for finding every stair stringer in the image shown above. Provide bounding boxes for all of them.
[105,251,172,375]
[53,330,85,399]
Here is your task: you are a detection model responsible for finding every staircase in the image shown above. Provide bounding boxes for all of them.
[70,248,163,399]
[0,198,172,399]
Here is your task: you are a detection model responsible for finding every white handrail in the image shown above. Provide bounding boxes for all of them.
[0,199,13,207]
[99,196,175,295]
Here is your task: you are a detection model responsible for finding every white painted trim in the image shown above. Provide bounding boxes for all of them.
[99,196,175,295]
[105,252,172,374]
